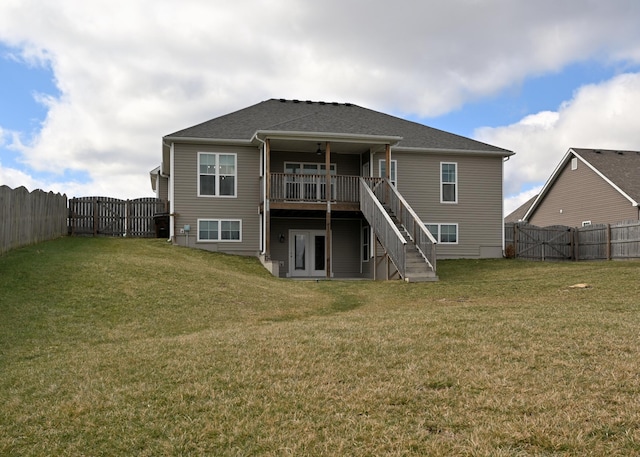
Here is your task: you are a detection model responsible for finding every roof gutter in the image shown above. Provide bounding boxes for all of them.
[162,136,254,146]
[394,145,514,157]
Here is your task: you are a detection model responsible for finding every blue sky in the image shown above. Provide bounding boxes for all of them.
[2,1,640,214]
[425,61,619,138]
[0,47,58,171]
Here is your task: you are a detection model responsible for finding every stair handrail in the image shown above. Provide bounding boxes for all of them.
[374,179,437,272]
[359,178,407,278]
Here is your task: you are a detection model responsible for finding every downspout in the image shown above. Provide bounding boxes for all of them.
[256,136,267,255]
[254,135,267,255]
[502,155,510,254]
[168,142,175,242]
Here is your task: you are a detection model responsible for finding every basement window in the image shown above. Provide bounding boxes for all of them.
[425,223,458,244]
[198,219,242,242]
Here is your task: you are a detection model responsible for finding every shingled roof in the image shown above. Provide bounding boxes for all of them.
[572,148,640,203]
[165,98,512,154]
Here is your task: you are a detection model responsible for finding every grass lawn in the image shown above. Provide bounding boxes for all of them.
[1,237,640,456]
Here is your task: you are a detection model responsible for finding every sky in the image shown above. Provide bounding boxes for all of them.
[2,1,640,216]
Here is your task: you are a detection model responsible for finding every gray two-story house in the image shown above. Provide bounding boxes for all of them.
[507,148,640,227]
[153,98,513,280]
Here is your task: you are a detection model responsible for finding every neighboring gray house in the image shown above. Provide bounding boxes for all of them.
[155,98,513,280]
[149,165,169,203]
[513,148,640,227]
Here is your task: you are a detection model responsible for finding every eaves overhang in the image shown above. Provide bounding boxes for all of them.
[253,130,403,146]
[393,146,514,157]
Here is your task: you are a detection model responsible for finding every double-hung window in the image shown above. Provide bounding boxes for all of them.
[425,223,458,244]
[198,219,241,242]
[378,159,397,186]
[441,162,457,203]
[198,152,236,197]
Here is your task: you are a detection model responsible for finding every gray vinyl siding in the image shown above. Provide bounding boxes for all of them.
[374,150,505,259]
[331,219,363,277]
[529,158,638,227]
[172,142,260,255]
[269,217,363,278]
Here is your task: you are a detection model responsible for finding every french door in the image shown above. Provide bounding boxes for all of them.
[289,230,329,277]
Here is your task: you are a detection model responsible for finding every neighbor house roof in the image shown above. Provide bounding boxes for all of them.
[505,194,538,223]
[523,147,640,221]
[164,98,513,154]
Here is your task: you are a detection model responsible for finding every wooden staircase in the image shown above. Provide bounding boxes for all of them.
[360,178,438,282]
[390,212,438,282]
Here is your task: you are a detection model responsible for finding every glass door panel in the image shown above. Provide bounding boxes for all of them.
[294,234,307,272]
[314,235,325,272]
[289,230,329,277]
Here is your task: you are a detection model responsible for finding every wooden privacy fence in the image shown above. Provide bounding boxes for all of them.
[68,197,167,237]
[505,220,640,261]
[1,185,68,255]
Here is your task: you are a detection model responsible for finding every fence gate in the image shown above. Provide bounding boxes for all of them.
[509,223,574,260]
[69,197,166,237]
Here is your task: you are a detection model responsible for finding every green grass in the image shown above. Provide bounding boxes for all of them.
[2,237,640,456]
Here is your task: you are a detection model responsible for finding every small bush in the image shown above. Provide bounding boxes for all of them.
[505,243,516,258]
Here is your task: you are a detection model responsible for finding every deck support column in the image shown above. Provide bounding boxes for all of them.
[265,139,271,258]
[385,143,391,180]
[385,143,391,205]
[325,141,332,278]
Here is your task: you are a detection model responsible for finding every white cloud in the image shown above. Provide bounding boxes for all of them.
[476,72,640,200]
[0,163,39,191]
[2,1,640,198]
[504,186,542,218]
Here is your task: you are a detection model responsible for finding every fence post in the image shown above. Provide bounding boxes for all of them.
[92,197,98,236]
[606,224,611,260]
[571,227,576,261]
[514,223,519,258]
[126,199,131,237]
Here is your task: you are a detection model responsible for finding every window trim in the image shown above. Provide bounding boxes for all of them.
[440,162,458,204]
[378,159,397,186]
[571,157,578,170]
[425,223,458,244]
[197,218,242,242]
[284,161,337,174]
[198,152,237,198]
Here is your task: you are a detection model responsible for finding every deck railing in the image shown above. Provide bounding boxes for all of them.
[359,178,407,277]
[269,173,381,203]
[368,179,437,272]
